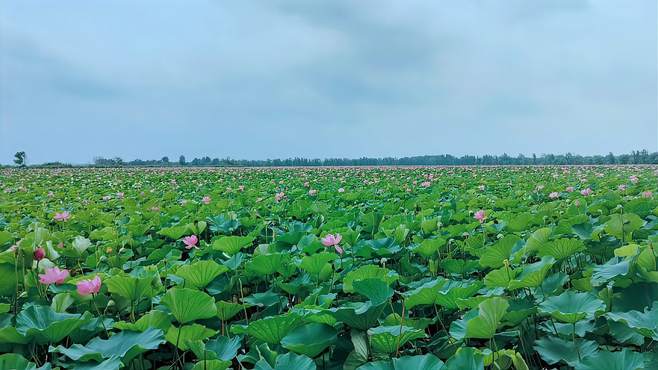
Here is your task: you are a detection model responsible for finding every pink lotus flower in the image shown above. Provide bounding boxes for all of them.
[77,276,102,296]
[202,196,211,205]
[116,192,124,199]
[478,185,486,191]
[548,192,559,199]
[581,188,593,196]
[630,175,639,184]
[618,184,627,191]
[54,211,70,222]
[39,267,69,285]
[182,235,199,249]
[474,210,486,223]
[420,181,431,188]
[308,189,318,196]
[34,247,46,261]
[321,233,342,247]
[642,191,653,198]
[334,245,344,255]
[275,192,285,202]
[566,186,575,193]
[338,187,345,193]
[238,185,245,191]
[102,195,112,201]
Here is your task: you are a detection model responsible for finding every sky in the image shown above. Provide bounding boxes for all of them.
[0,0,657,164]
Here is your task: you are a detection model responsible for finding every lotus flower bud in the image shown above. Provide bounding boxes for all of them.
[33,247,46,261]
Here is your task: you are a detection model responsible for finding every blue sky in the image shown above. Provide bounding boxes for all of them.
[1,0,656,164]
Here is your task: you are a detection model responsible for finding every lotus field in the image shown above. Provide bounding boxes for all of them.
[1,166,658,370]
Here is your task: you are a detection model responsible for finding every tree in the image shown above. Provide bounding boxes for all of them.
[13,151,26,167]
[179,155,186,166]
[161,156,169,164]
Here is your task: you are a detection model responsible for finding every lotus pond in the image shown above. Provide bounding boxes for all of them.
[0,166,657,370]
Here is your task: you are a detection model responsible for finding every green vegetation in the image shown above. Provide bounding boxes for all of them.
[0,166,656,369]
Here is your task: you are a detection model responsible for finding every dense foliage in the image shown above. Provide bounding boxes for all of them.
[88,149,658,167]
[0,166,657,369]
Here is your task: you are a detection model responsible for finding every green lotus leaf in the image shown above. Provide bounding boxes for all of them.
[191,359,232,370]
[343,265,399,293]
[534,336,599,367]
[89,226,118,241]
[356,361,393,370]
[401,278,445,309]
[484,266,518,289]
[247,253,289,276]
[254,352,316,370]
[604,213,644,240]
[0,314,29,344]
[113,310,171,332]
[574,348,645,370]
[450,297,509,340]
[444,347,484,370]
[479,235,521,268]
[392,354,445,370]
[72,356,122,370]
[440,258,480,275]
[412,238,446,258]
[539,291,605,323]
[161,287,217,324]
[189,335,242,361]
[212,236,254,255]
[332,302,386,330]
[435,280,483,310]
[503,212,529,233]
[522,227,552,255]
[591,258,631,286]
[175,260,229,289]
[51,292,75,313]
[247,313,303,344]
[609,321,646,346]
[354,278,395,307]
[606,302,658,339]
[207,214,240,235]
[538,238,585,260]
[105,272,157,301]
[216,300,248,321]
[0,354,41,370]
[243,290,286,307]
[367,325,426,354]
[614,244,640,257]
[166,324,217,350]
[355,238,401,258]
[507,256,555,289]
[300,252,336,276]
[0,263,18,297]
[0,231,13,247]
[50,328,164,362]
[281,323,337,357]
[346,330,369,368]
[157,225,189,240]
[16,304,92,344]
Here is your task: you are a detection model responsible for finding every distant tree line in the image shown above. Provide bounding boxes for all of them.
[4,150,657,168]
[87,150,658,167]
